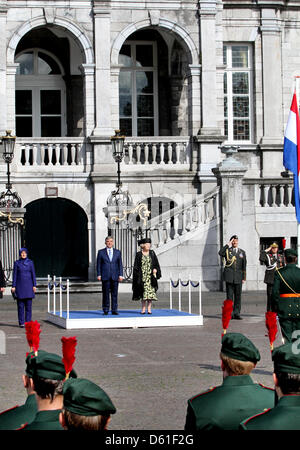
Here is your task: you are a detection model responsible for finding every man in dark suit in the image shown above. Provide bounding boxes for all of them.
[97,236,124,315]
[219,235,247,320]
[259,242,285,311]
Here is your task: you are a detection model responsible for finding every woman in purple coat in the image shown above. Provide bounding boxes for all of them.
[11,248,37,328]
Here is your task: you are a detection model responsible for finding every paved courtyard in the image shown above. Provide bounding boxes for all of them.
[0,289,278,430]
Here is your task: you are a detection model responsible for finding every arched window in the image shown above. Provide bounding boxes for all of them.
[15,49,67,137]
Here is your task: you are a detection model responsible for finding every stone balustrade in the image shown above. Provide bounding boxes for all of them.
[15,138,86,167]
[123,137,190,166]
[245,178,294,208]
[147,187,220,248]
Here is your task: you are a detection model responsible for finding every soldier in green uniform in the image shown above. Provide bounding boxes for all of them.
[184,333,274,430]
[20,351,77,430]
[271,248,300,342]
[219,235,247,319]
[259,242,285,311]
[59,378,116,430]
[0,350,41,430]
[240,342,300,430]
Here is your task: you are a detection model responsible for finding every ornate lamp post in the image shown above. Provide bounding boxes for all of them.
[0,130,22,208]
[106,131,150,280]
[108,129,129,207]
[111,130,125,189]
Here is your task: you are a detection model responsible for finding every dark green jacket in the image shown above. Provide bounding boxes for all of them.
[240,395,300,430]
[219,245,247,284]
[271,264,300,319]
[0,394,37,430]
[185,375,274,430]
[20,409,63,430]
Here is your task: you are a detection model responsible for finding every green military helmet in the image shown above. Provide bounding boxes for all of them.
[25,349,47,378]
[63,378,116,416]
[272,342,300,374]
[221,332,261,363]
[284,248,298,258]
[29,351,77,380]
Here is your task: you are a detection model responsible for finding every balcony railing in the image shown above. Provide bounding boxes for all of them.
[244,178,294,208]
[123,137,191,166]
[15,138,86,168]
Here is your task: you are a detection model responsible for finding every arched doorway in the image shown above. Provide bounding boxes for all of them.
[24,198,88,279]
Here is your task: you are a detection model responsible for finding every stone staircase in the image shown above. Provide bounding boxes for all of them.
[147,186,220,255]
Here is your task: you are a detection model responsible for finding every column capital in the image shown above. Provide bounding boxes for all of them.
[79,64,96,76]
[93,8,111,18]
[6,63,19,75]
[0,0,7,15]
[188,64,201,76]
[198,0,217,17]
[260,7,281,34]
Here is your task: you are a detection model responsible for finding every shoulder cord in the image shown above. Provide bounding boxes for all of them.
[275,266,298,295]
[224,248,236,268]
[265,254,277,271]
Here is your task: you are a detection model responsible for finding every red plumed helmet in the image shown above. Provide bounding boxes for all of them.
[25,320,41,355]
[222,299,233,338]
[61,336,77,379]
[265,311,278,351]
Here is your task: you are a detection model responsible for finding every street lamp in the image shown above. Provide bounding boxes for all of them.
[0,130,22,208]
[111,129,125,189]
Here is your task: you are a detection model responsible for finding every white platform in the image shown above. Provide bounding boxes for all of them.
[46,308,203,330]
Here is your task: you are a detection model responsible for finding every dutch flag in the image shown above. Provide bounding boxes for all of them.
[283,91,300,223]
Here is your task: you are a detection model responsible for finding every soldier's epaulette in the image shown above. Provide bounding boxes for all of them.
[190,386,216,401]
[242,408,271,426]
[0,405,19,416]
[16,422,28,430]
[258,383,274,391]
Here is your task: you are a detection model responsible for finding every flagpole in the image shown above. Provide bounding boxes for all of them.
[293,75,300,267]
[298,223,300,268]
[295,77,300,267]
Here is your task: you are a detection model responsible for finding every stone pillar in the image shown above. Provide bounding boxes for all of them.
[87,218,95,280]
[6,64,18,134]
[198,0,220,136]
[260,8,284,176]
[188,65,201,136]
[0,3,7,134]
[111,65,121,132]
[212,154,247,248]
[79,64,96,137]
[93,7,113,136]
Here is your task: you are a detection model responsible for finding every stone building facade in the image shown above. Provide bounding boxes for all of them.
[0,0,298,291]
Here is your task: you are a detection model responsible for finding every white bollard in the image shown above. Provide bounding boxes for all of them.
[188,274,191,314]
[178,274,181,311]
[67,279,70,320]
[169,273,172,310]
[47,274,50,313]
[53,275,56,315]
[199,278,202,317]
[59,277,62,318]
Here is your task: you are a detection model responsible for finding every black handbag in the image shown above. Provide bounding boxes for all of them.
[11,291,17,301]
